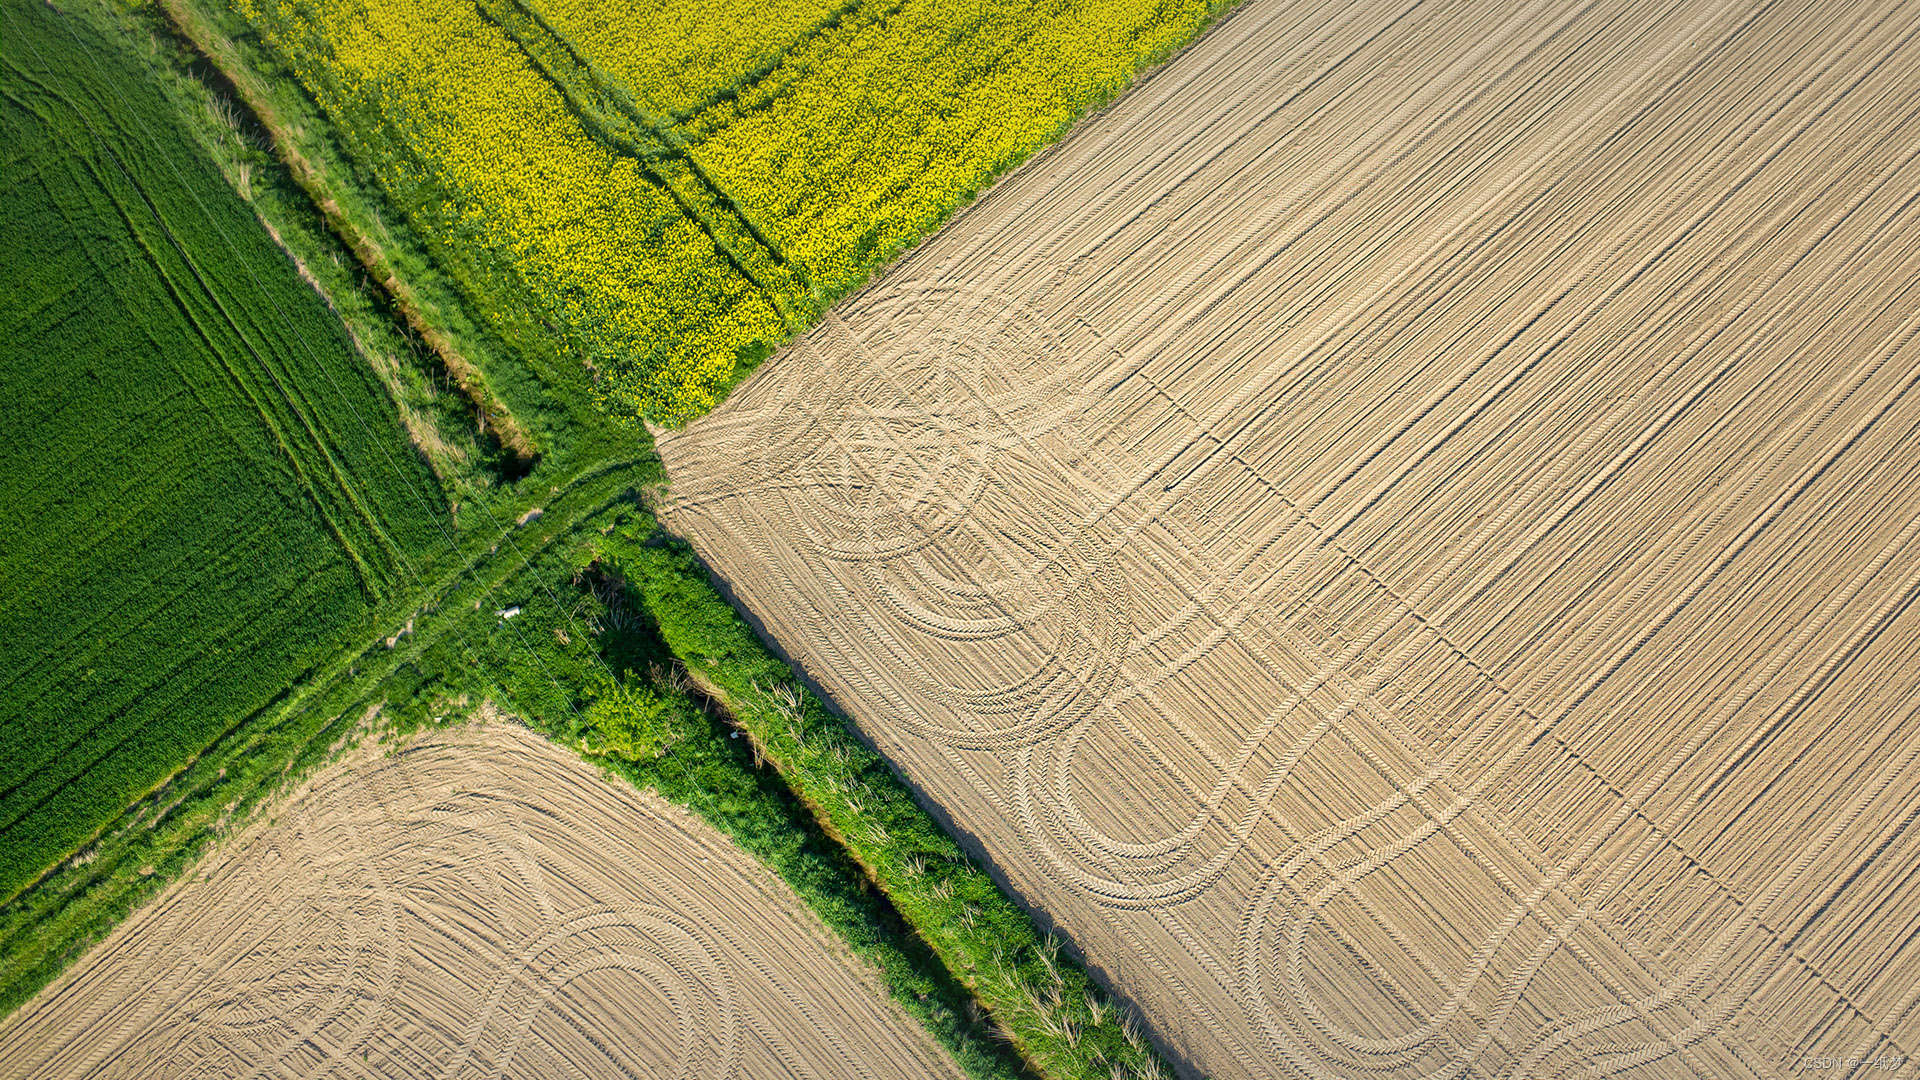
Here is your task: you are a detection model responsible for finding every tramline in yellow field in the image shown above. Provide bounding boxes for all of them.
[234,0,1222,420]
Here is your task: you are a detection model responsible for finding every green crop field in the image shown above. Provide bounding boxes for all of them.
[0,0,447,903]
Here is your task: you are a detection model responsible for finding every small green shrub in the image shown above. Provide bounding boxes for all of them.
[584,679,698,760]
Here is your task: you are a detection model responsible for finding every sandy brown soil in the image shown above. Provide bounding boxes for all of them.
[0,724,964,1080]
[655,0,1920,1075]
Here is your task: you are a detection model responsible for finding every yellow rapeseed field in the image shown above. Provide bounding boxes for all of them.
[236,0,785,420]
[238,0,1221,420]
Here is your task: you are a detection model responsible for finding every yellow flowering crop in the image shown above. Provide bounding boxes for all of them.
[235,0,786,421]
[236,0,1219,421]
[529,0,849,118]
[535,0,1219,299]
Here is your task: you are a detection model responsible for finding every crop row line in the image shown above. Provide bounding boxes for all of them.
[662,0,881,125]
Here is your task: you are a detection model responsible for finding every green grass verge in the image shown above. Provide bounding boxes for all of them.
[0,440,652,1017]
[618,532,1176,1080]
[368,497,1044,1080]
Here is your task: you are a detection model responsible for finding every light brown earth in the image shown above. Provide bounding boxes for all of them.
[654,0,1920,1075]
[0,724,965,1080]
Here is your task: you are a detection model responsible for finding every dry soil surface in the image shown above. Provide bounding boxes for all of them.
[0,724,965,1080]
[655,0,1920,1075]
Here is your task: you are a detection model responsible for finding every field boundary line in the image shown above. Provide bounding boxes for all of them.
[153,0,541,468]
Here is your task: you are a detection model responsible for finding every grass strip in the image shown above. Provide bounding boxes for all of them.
[155,0,542,469]
[0,455,650,1018]
[527,536,1039,1080]
[613,530,1176,1080]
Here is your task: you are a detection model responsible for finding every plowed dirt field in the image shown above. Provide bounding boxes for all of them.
[656,0,1920,1075]
[0,724,964,1080]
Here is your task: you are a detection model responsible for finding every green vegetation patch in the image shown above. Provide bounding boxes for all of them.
[0,0,447,903]
[373,499,1042,1080]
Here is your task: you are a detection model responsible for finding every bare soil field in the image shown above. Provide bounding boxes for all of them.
[655,0,1920,1075]
[0,724,964,1079]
